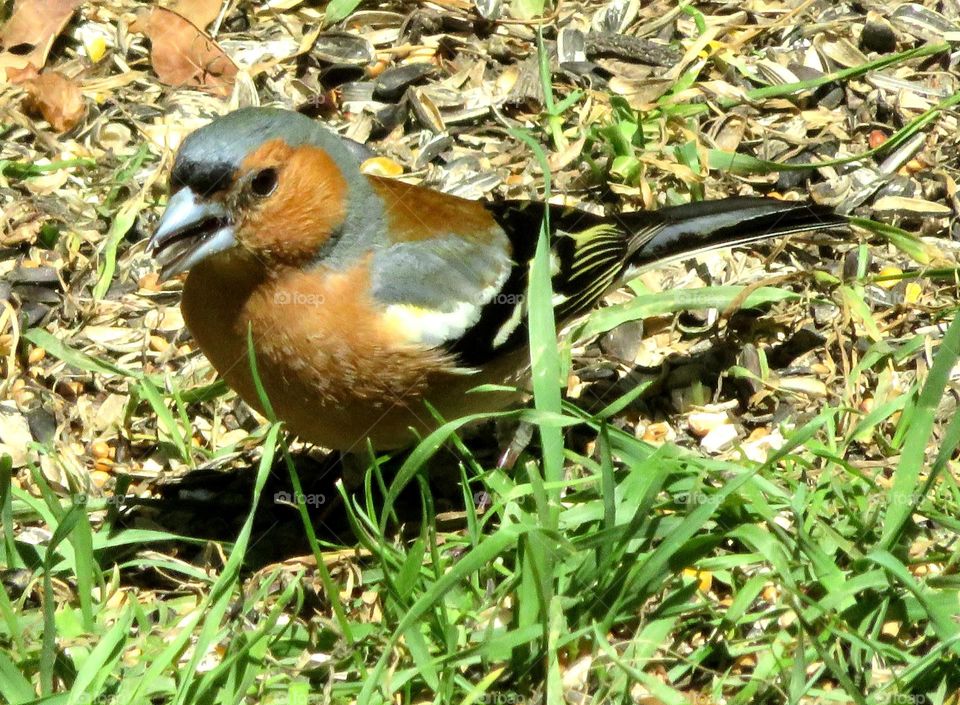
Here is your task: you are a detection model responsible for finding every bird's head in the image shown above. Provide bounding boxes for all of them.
[148,107,369,279]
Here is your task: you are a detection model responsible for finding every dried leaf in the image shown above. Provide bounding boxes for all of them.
[0,0,82,81]
[132,7,237,97]
[167,0,224,29]
[22,71,87,132]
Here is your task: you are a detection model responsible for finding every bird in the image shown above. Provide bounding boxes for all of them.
[148,107,847,452]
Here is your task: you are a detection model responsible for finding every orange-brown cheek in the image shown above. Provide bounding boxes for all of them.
[238,140,349,264]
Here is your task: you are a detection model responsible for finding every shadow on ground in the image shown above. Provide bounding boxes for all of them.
[102,319,824,582]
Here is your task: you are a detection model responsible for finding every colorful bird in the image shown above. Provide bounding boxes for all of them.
[149,107,846,452]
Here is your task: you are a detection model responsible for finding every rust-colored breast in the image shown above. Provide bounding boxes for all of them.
[243,260,454,400]
[181,255,493,449]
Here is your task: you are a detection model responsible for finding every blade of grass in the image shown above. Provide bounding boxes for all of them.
[324,0,362,24]
[878,313,960,549]
[0,454,20,570]
[242,325,363,666]
[709,83,960,178]
[510,128,564,507]
[356,526,521,705]
[513,87,565,700]
[580,285,799,339]
[40,503,83,695]
[0,652,34,705]
[138,376,191,463]
[93,196,145,300]
[379,409,520,533]
[24,329,135,378]
[738,42,949,105]
[187,570,304,703]
[65,604,135,705]
[866,550,960,655]
[169,422,280,705]
[0,158,94,180]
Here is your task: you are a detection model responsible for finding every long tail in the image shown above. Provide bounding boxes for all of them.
[626,196,848,270]
[451,196,847,366]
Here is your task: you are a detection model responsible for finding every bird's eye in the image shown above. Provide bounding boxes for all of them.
[250,168,278,197]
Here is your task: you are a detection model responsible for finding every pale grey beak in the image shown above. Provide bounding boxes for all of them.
[148,188,236,280]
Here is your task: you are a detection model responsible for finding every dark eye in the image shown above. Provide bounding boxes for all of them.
[250,168,278,197]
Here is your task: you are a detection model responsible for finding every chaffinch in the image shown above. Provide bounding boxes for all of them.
[148,107,846,452]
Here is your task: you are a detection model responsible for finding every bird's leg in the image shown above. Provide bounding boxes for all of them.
[497,420,534,470]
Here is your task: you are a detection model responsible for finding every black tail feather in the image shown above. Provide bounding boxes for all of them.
[627,197,847,269]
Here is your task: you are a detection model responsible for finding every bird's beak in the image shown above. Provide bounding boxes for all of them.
[148,188,236,280]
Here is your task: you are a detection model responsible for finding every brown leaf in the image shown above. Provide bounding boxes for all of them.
[22,71,87,132]
[133,7,237,97]
[167,0,224,30]
[0,0,82,81]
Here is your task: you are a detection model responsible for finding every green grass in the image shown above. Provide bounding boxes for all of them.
[8,248,960,699]
[5,329,960,703]
[7,302,960,701]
